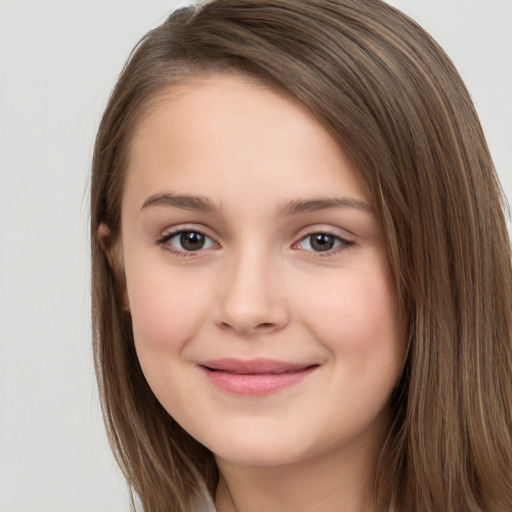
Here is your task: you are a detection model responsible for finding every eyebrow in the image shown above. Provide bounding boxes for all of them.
[140,192,373,216]
[277,197,373,216]
[140,193,219,213]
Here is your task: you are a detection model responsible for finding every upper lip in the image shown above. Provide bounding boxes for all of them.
[199,358,317,375]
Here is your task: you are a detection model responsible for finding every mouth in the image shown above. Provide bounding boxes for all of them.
[198,358,319,396]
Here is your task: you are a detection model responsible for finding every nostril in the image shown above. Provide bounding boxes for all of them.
[219,321,277,333]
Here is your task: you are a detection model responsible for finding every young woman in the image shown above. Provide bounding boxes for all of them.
[90,1,512,511]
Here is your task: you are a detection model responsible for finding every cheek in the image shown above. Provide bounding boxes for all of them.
[296,266,403,367]
[124,266,215,409]
[125,265,211,356]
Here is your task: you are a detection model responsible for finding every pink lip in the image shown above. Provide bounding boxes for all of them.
[198,358,318,396]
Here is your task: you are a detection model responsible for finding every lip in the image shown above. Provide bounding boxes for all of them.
[198,358,319,396]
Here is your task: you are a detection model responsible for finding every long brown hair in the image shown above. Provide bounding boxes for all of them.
[90,1,512,510]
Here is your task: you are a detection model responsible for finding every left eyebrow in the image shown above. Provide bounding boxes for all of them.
[277,197,373,216]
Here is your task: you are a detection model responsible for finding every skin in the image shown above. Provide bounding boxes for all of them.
[102,74,405,512]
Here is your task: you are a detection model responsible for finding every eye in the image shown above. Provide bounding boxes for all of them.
[296,232,353,253]
[158,230,217,254]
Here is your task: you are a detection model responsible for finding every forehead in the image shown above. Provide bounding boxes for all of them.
[130,73,326,158]
[123,74,368,212]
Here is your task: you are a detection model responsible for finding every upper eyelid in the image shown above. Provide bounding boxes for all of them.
[294,224,356,241]
[294,232,354,248]
[158,224,217,240]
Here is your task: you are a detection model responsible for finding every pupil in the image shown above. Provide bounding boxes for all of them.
[180,232,205,251]
[310,234,334,252]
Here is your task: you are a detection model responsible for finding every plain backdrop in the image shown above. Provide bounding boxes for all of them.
[0,1,510,511]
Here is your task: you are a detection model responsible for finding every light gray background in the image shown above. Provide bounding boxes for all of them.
[0,1,510,511]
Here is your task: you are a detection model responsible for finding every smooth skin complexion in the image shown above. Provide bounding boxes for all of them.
[104,75,405,512]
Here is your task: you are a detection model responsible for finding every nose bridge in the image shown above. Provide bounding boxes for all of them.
[215,242,288,334]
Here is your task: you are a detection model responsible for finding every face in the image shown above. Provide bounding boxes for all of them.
[115,75,405,468]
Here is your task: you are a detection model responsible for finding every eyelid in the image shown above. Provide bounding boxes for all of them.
[157,222,217,240]
[154,224,355,258]
[293,222,357,240]
[292,227,355,255]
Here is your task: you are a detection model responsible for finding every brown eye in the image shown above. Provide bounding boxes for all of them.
[309,234,336,252]
[160,230,217,253]
[180,231,206,251]
[296,232,353,254]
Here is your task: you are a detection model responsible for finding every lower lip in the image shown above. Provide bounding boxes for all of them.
[200,366,317,396]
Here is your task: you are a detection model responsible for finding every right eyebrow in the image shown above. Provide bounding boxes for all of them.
[140,193,220,214]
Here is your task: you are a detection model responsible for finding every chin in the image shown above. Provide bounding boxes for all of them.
[214,445,305,467]
[197,426,307,467]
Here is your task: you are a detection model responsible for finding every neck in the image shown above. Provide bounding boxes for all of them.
[214,438,385,512]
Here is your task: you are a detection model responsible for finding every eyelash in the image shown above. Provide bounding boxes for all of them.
[156,229,219,258]
[294,231,355,257]
[156,229,355,258]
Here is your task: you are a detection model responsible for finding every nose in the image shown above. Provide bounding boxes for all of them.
[213,248,289,336]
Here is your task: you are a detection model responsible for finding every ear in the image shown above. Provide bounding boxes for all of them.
[97,223,131,313]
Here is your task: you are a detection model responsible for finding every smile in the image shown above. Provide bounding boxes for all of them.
[198,358,319,396]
